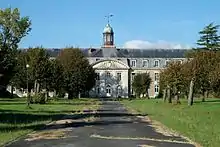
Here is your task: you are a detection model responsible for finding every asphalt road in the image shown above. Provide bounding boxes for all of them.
[5,100,196,147]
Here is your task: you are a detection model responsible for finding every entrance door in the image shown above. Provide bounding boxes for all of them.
[106,85,111,97]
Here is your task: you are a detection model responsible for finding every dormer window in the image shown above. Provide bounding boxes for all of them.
[142,60,148,67]
[131,60,136,67]
[165,60,170,67]
[178,60,183,64]
[154,60,160,67]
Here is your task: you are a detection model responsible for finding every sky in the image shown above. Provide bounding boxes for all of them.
[1,0,220,49]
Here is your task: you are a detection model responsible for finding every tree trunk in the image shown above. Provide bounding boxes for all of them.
[36,83,40,94]
[68,92,73,99]
[163,89,167,102]
[53,90,57,97]
[27,87,31,108]
[206,91,209,98]
[34,80,37,93]
[188,79,194,106]
[78,92,81,99]
[10,85,13,98]
[45,91,48,102]
[174,94,180,104]
[202,90,205,102]
[167,87,171,103]
[185,91,188,99]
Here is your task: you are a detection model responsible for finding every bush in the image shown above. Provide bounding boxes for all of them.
[32,93,46,104]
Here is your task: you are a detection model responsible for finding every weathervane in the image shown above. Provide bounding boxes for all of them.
[105,14,113,24]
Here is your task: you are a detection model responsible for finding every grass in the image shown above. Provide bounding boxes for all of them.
[0,97,100,146]
[121,98,220,147]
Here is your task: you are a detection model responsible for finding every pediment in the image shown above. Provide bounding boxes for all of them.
[92,60,129,69]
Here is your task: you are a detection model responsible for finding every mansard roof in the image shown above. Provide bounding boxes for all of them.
[43,48,189,58]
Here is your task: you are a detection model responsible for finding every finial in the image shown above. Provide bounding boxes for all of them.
[105,14,113,24]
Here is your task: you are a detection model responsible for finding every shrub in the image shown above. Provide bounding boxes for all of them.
[32,93,46,104]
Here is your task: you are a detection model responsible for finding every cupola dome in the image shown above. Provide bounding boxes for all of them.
[103,24,114,33]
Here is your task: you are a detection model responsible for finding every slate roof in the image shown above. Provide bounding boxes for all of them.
[44,48,188,58]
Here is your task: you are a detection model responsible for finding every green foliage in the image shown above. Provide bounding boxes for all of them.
[58,48,96,99]
[132,73,152,98]
[32,93,46,104]
[47,59,64,95]
[0,98,99,146]
[197,22,220,51]
[0,8,31,87]
[122,98,220,147]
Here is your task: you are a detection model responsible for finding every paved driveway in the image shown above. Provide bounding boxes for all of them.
[5,101,196,147]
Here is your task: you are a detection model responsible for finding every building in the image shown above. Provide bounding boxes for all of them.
[10,22,188,98]
[82,23,187,98]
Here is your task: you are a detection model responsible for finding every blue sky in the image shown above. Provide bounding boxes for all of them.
[1,0,220,49]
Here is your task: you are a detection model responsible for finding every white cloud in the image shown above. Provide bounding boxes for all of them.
[123,40,191,49]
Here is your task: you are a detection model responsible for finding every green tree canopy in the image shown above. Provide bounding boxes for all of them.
[132,73,152,98]
[58,48,96,99]
[197,22,220,51]
[0,8,31,87]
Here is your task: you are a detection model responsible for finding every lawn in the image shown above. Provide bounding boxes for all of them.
[0,97,100,146]
[121,98,220,147]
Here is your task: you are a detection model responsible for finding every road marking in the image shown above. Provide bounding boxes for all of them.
[90,134,193,145]
[137,145,156,147]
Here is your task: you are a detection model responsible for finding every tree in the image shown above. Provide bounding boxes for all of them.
[0,8,31,88]
[132,73,152,98]
[197,22,220,51]
[58,48,96,99]
[26,47,51,93]
[208,52,220,97]
[161,61,184,104]
[47,59,64,97]
[11,47,51,106]
[159,70,171,103]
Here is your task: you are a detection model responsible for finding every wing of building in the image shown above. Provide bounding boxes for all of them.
[45,23,189,98]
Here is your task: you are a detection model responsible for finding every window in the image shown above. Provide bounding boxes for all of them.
[131,73,136,81]
[142,60,148,67]
[96,73,100,80]
[117,73,121,81]
[117,86,122,96]
[165,60,170,67]
[155,85,159,93]
[96,58,100,61]
[155,73,159,82]
[131,60,136,67]
[178,60,183,64]
[106,72,111,78]
[154,60,159,67]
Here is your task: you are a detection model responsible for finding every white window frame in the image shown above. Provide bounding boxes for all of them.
[106,85,111,94]
[154,60,160,68]
[178,60,183,64]
[155,85,159,93]
[131,60,136,67]
[142,60,149,67]
[117,73,121,81]
[154,73,159,82]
